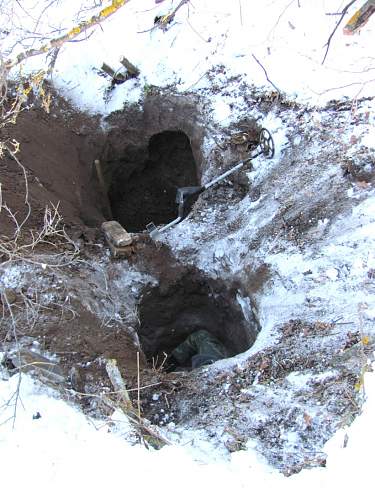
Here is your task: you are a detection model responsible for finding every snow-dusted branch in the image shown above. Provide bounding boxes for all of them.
[344,0,375,34]
[5,0,130,71]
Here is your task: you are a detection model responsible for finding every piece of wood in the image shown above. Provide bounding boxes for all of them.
[94,159,107,193]
[104,358,172,448]
[101,63,126,83]
[344,0,375,34]
[120,56,140,77]
[101,62,116,78]
[105,358,133,410]
[6,1,130,70]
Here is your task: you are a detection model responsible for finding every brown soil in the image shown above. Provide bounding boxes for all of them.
[33,306,144,389]
[0,95,144,397]
[0,94,257,408]
[0,95,108,238]
[0,92,207,240]
[47,307,144,380]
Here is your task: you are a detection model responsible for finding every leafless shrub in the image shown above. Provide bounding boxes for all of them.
[0,1,135,427]
[0,201,80,268]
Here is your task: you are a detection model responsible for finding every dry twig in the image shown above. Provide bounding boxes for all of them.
[138,0,190,33]
[105,358,171,447]
[322,0,356,65]
[252,54,281,96]
[137,351,141,421]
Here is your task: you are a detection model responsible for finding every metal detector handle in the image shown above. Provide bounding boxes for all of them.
[148,128,275,238]
[148,187,203,237]
[203,128,275,189]
[177,186,205,218]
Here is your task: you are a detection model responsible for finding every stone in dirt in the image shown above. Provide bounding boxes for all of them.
[0,288,18,305]
[102,220,134,258]
[102,221,133,247]
[10,349,65,384]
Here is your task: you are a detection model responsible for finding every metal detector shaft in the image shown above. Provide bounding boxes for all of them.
[149,216,182,237]
[203,156,253,189]
[146,127,274,238]
[149,156,254,237]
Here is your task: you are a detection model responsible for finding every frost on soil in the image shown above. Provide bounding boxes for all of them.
[1,0,375,478]
[1,87,374,473]
[144,89,375,473]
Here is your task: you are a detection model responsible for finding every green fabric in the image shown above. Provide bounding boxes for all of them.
[171,330,227,365]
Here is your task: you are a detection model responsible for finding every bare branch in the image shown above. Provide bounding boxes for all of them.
[252,54,281,96]
[322,0,357,65]
[5,0,131,71]
[309,78,375,96]
[5,144,31,239]
[267,0,297,40]
[138,0,189,33]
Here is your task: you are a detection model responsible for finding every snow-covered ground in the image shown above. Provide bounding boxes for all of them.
[3,0,375,112]
[1,0,375,498]
[0,369,374,499]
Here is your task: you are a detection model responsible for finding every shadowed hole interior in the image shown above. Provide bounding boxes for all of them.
[108,130,198,232]
[137,271,259,369]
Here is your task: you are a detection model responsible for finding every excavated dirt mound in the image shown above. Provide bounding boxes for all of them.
[0,94,108,238]
[29,306,144,388]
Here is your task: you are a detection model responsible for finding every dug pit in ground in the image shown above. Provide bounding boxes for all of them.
[0,93,205,239]
[2,90,367,477]
[106,130,199,232]
[137,270,259,369]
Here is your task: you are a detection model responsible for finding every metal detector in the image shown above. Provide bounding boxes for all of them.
[146,128,275,237]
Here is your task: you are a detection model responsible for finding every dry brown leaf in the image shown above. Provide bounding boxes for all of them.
[303,412,313,428]
[356,181,370,189]
[259,358,270,371]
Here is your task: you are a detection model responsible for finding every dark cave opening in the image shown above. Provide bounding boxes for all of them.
[108,130,199,233]
[137,271,259,370]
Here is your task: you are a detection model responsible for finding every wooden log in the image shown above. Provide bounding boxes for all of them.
[94,159,107,193]
[105,358,133,410]
[344,0,375,34]
[101,62,126,82]
[120,56,140,77]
